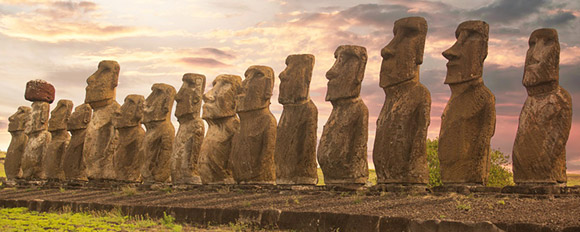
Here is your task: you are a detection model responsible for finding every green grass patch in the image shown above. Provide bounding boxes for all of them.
[0,151,6,178]
[0,207,182,231]
[568,174,580,186]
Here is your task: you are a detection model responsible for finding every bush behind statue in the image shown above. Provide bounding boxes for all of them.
[426,138,514,188]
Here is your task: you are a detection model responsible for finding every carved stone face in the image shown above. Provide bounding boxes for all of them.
[442,21,488,84]
[67,104,92,131]
[279,54,314,104]
[326,45,367,101]
[8,106,31,132]
[85,60,119,108]
[175,73,206,119]
[48,99,73,131]
[114,94,144,128]
[203,74,241,119]
[29,101,50,133]
[236,65,274,112]
[523,28,559,88]
[143,83,176,123]
[380,17,427,88]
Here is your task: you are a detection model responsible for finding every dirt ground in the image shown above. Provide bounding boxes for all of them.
[1,186,579,230]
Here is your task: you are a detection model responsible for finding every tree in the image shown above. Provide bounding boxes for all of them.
[426,138,514,188]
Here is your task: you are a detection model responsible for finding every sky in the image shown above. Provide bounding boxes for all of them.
[0,0,579,173]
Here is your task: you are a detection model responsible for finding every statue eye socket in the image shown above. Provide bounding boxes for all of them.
[543,39,554,46]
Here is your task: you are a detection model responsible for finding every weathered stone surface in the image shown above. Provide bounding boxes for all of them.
[513,28,572,185]
[318,45,369,185]
[21,101,51,180]
[172,74,205,185]
[439,21,496,185]
[142,83,176,184]
[199,74,241,184]
[5,106,31,180]
[83,60,121,181]
[113,95,145,182]
[25,79,55,103]
[43,100,73,181]
[231,66,277,184]
[62,104,91,181]
[275,54,318,185]
[373,17,431,185]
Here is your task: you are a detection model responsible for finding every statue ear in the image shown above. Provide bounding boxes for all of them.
[264,77,273,100]
[83,111,91,124]
[41,108,48,124]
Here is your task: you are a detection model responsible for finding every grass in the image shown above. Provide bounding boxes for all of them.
[0,151,5,178]
[317,168,377,186]
[568,174,580,186]
[0,207,181,232]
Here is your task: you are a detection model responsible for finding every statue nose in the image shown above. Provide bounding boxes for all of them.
[442,43,460,61]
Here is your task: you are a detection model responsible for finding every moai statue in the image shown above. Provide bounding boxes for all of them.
[373,17,431,186]
[83,60,121,181]
[43,99,73,181]
[142,83,176,184]
[439,21,496,186]
[62,104,92,181]
[230,66,277,184]
[172,74,205,185]
[513,29,572,185]
[113,95,145,182]
[275,54,318,185]
[21,79,54,180]
[199,74,241,184]
[318,45,369,185]
[5,106,31,182]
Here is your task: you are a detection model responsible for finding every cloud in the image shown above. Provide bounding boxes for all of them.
[179,57,230,68]
[200,48,236,59]
[539,10,577,27]
[0,1,148,42]
[469,0,547,24]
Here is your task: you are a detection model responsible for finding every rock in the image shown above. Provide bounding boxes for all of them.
[231,66,277,184]
[21,101,51,180]
[513,28,572,185]
[172,74,205,185]
[113,94,145,182]
[275,54,318,185]
[62,104,91,181]
[25,79,55,103]
[142,83,176,184]
[199,74,241,184]
[83,60,121,181]
[439,21,496,185]
[373,17,431,185]
[43,100,73,181]
[5,106,31,180]
[318,45,369,185]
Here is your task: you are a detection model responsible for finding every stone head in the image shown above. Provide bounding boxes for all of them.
[8,106,31,132]
[48,99,73,131]
[523,28,559,88]
[380,17,427,88]
[442,20,489,84]
[143,83,176,123]
[67,103,92,131]
[175,73,206,119]
[114,94,144,128]
[326,45,367,101]
[28,102,50,133]
[203,74,242,119]
[85,60,119,108]
[236,65,275,112]
[279,54,315,104]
